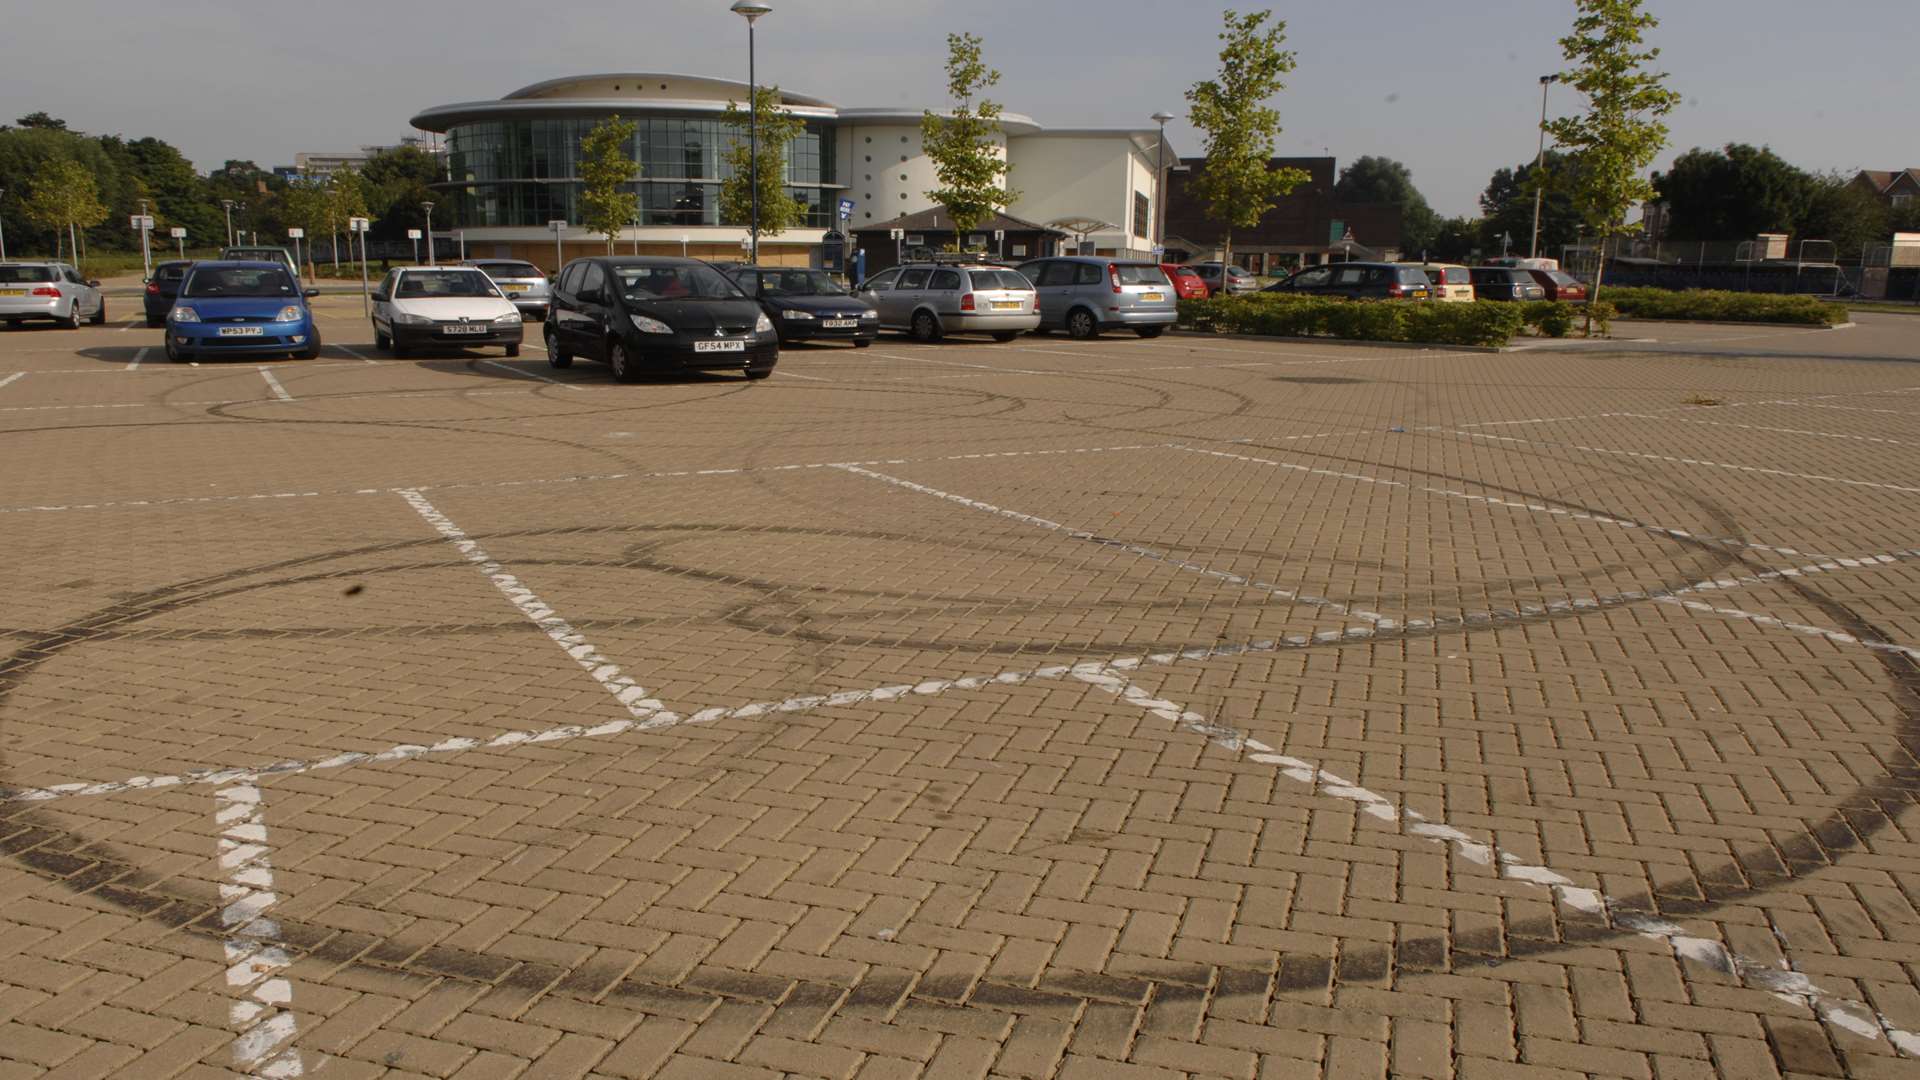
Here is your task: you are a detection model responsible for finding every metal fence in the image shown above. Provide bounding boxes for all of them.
[1555,236,1920,302]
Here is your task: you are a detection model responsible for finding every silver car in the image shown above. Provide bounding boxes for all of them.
[467,259,551,321]
[222,246,301,283]
[856,262,1040,342]
[1016,257,1178,339]
[0,262,106,329]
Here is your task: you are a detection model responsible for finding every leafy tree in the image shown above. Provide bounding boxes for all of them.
[278,171,334,275]
[325,168,372,268]
[1184,9,1310,269]
[921,33,1017,238]
[719,89,807,241]
[15,112,69,131]
[22,157,107,265]
[1892,200,1920,235]
[578,117,639,253]
[1427,215,1481,263]
[361,146,443,242]
[1795,173,1889,253]
[1480,152,1584,257]
[1543,0,1681,324]
[1333,155,1438,255]
[1654,144,1811,241]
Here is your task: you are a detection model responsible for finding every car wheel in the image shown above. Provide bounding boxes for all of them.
[505,344,520,358]
[298,330,322,360]
[544,323,572,364]
[1134,326,1166,339]
[62,304,82,330]
[90,298,107,325]
[910,310,941,342]
[373,323,391,351]
[746,366,773,380]
[1066,308,1098,339]
[853,340,872,349]
[164,337,186,363]
[991,331,1021,342]
[609,341,639,383]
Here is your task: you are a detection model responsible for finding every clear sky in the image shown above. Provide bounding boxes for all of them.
[3,0,1913,217]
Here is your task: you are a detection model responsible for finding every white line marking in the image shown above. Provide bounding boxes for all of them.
[258,368,294,403]
[117,319,141,333]
[127,348,147,371]
[777,369,831,381]
[1451,429,1920,495]
[215,784,306,1078]
[832,462,1394,625]
[397,488,678,728]
[479,358,581,389]
[333,343,376,364]
[0,372,23,391]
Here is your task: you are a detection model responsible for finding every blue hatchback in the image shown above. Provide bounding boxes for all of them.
[165,261,321,362]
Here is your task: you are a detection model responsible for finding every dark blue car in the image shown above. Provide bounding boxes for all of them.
[164,261,321,362]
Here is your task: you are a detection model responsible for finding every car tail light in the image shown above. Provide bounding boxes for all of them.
[146,282,161,295]
[1108,264,1122,293]
[32,286,61,298]
[1388,283,1405,297]
[960,293,975,311]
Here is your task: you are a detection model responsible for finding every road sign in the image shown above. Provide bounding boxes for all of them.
[407,229,423,240]
[1151,246,1166,257]
[889,229,904,241]
[349,217,370,233]
[837,198,855,220]
[547,220,567,233]
[993,230,1005,242]
[169,227,186,239]
[129,215,154,230]
[288,228,305,239]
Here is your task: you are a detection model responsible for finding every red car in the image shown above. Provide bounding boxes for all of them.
[1161,263,1209,300]
[1525,268,1588,302]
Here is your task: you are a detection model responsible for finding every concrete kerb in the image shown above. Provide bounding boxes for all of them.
[1612,316,1856,331]
[1168,328,1632,354]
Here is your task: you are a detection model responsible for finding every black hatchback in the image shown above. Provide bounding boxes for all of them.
[143,260,192,326]
[1265,262,1431,300]
[544,257,778,381]
[725,265,878,347]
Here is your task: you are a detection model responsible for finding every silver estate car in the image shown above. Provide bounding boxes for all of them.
[856,261,1040,342]
[1015,257,1178,339]
[467,259,552,321]
[0,262,106,329]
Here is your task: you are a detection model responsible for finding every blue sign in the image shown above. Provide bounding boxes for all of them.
[837,198,856,220]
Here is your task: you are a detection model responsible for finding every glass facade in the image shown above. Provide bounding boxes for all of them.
[444,115,837,228]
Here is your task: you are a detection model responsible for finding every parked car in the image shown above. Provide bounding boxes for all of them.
[1524,267,1588,303]
[0,261,105,329]
[370,266,524,358]
[1162,263,1210,301]
[1187,262,1258,297]
[143,260,192,326]
[222,246,300,282]
[855,261,1039,342]
[1469,267,1547,302]
[725,265,878,347]
[1265,262,1431,300]
[466,259,552,321]
[1015,257,1178,339]
[1411,263,1474,303]
[545,256,777,381]
[164,261,319,362]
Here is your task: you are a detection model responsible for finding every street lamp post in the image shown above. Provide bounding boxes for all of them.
[1,187,8,262]
[1151,111,1174,260]
[731,0,773,265]
[137,199,153,281]
[421,202,437,266]
[1528,74,1559,260]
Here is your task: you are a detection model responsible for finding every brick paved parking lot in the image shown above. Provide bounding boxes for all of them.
[2,298,1918,1079]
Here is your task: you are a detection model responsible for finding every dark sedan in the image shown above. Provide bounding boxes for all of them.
[1265,262,1431,300]
[726,265,878,346]
[1524,268,1589,303]
[143,260,192,326]
[544,257,778,381]
[1470,267,1548,302]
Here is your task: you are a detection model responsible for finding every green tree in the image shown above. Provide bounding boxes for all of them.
[719,88,807,242]
[1480,152,1584,257]
[921,33,1017,237]
[325,167,372,269]
[1543,0,1681,324]
[278,172,333,275]
[578,117,639,253]
[22,156,107,265]
[1654,144,1811,241]
[361,146,443,242]
[14,112,69,131]
[1427,215,1481,263]
[1184,9,1311,269]
[1795,173,1889,253]
[1333,155,1439,256]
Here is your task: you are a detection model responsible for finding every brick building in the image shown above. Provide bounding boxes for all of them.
[1162,157,1404,274]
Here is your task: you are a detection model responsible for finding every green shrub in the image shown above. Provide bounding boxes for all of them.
[1597,286,1845,326]
[1177,293,1526,347]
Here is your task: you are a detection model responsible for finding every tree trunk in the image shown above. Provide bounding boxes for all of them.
[68,223,78,269]
[1222,229,1234,284]
[1585,241,1608,337]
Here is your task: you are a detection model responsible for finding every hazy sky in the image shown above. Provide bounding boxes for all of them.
[4,0,1913,216]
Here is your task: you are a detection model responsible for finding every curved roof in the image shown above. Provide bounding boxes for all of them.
[503,72,835,108]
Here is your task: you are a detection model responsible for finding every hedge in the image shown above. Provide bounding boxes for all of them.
[1177,294,1542,347]
[1596,286,1846,327]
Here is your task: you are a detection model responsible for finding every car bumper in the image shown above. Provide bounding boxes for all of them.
[393,322,525,350]
[0,297,65,319]
[506,299,550,318]
[1101,308,1178,327]
[777,319,880,343]
[169,323,315,355]
[944,313,1042,334]
[618,332,780,370]
[144,298,177,319]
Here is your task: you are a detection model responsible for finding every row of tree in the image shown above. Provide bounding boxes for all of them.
[1654,144,1920,251]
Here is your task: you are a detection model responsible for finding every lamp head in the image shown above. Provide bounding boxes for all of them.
[731,0,772,23]
[1540,74,1560,85]
[1151,111,1175,125]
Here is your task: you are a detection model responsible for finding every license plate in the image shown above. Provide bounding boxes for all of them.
[822,319,858,329]
[218,326,263,337]
[694,339,746,353]
[1142,293,1165,302]
[442,324,488,335]
[0,289,25,297]
[991,301,1022,311]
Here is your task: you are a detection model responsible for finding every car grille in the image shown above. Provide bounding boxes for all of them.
[206,315,274,324]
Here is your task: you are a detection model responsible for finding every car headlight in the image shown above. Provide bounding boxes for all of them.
[392,312,432,326]
[275,306,303,323]
[493,311,522,324]
[754,313,774,333]
[781,309,815,321]
[170,306,199,323]
[629,314,672,334]
[859,309,879,320]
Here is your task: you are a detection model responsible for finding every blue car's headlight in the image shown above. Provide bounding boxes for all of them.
[275,306,303,323]
[170,306,199,323]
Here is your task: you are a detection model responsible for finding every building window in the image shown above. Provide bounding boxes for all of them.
[1133,191,1151,240]
[1896,193,1914,208]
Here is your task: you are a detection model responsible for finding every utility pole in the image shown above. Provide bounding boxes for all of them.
[1151,111,1174,261]
[732,1,773,263]
[1528,74,1559,260]
[137,199,153,281]
[222,199,236,247]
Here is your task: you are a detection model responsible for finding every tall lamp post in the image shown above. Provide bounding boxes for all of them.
[731,0,773,264]
[0,187,8,262]
[222,199,236,248]
[1528,73,1560,260]
[1151,111,1174,259]
[421,202,437,266]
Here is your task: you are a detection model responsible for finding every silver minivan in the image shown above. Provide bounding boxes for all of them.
[856,261,1040,342]
[0,262,106,329]
[1015,257,1178,339]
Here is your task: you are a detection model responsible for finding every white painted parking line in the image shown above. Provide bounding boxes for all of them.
[1451,429,1920,495]
[117,319,142,333]
[0,372,23,391]
[778,369,832,381]
[478,358,582,389]
[257,368,295,403]
[333,343,376,364]
[127,348,147,371]
[214,784,307,1078]
[1605,411,1909,446]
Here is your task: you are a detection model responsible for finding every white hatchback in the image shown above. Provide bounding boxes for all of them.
[370,266,525,358]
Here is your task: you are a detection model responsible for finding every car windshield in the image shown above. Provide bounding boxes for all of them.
[618,264,743,300]
[967,270,1030,291]
[397,271,502,298]
[0,266,57,283]
[183,267,297,298]
[1114,265,1168,286]
[481,263,544,279]
[753,269,846,297]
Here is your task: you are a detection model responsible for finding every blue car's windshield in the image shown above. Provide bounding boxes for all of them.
[748,269,847,297]
[184,268,297,298]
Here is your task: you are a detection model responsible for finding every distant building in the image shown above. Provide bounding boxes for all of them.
[1851,169,1920,209]
[275,138,439,183]
[1162,157,1404,272]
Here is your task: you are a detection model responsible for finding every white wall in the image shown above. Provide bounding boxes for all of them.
[1007,136,1157,255]
[840,123,1007,225]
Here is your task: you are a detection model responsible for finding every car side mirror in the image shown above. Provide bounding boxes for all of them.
[303,288,319,298]
[86,279,102,288]
[370,291,388,302]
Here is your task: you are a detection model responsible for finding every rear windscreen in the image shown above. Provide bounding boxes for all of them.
[1114,265,1169,286]
[155,265,187,282]
[0,266,57,283]
[1545,271,1579,286]
[1397,268,1431,285]
[483,263,544,279]
[967,270,1031,291]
